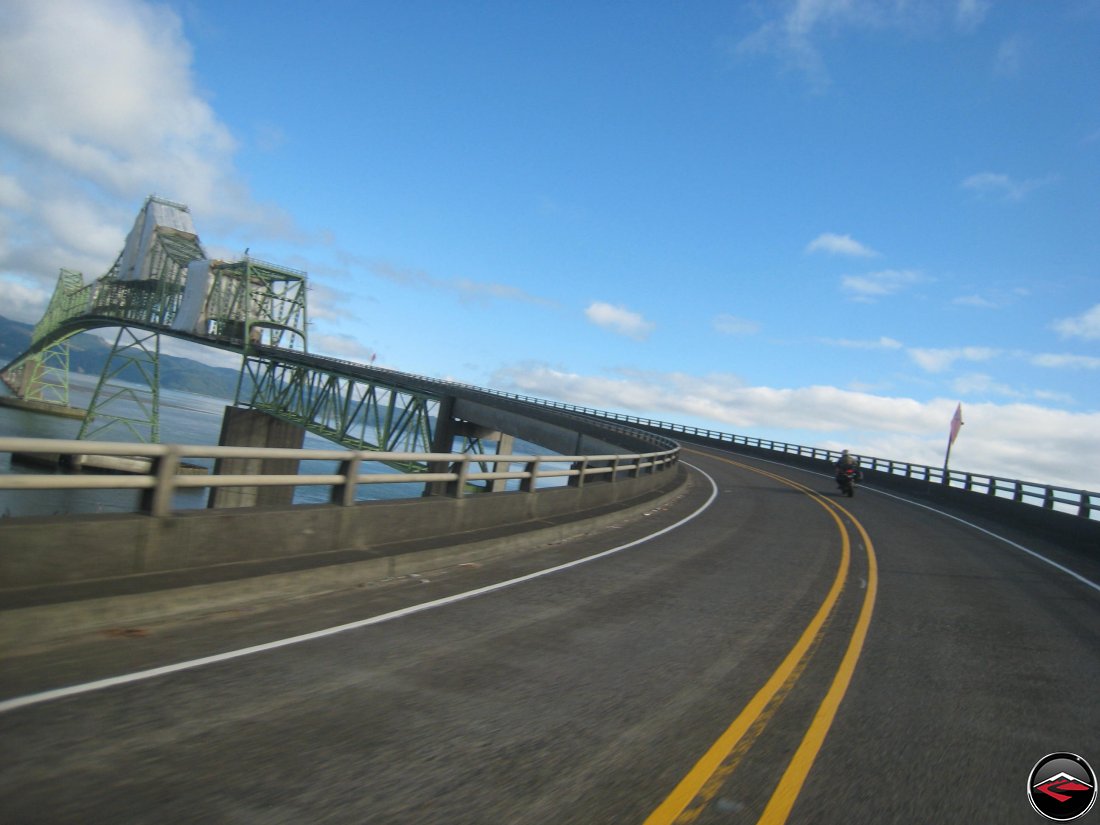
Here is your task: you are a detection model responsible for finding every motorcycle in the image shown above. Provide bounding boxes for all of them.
[836,467,859,497]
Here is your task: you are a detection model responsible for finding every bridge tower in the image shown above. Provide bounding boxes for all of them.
[1,196,510,497]
[2,196,311,447]
[76,196,205,443]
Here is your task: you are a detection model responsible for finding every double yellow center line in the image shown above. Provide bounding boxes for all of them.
[644,452,879,824]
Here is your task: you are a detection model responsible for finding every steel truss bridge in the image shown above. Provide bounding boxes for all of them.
[0,197,672,478]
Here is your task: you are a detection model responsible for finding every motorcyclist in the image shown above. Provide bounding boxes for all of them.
[834,450,863,488]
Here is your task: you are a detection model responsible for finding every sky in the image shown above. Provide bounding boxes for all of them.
[0,0,1098,491]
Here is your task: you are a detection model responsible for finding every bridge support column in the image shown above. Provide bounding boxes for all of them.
[4,344,71,406]
[424,397,457,498]
[1,358,33,397]
[423,397,517,497]
[208,407,305,508]
[489,433,515,493]
[445,422,514,496]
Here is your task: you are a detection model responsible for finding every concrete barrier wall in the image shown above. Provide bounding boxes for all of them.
[0,465,686,589]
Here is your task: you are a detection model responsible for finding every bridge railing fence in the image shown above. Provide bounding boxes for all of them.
[0,437,679,519]
[434,385,1099,522]
[7,329,1094,520]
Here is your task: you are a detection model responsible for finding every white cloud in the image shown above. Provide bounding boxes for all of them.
[993,35,1023,77]
[0,276,50,322]
[908,346,998,372]
[159,336,241,369]
[1053,304,1100,340]
[951,372,1022,398]
[311,333,377,364]
[955,0,991,30]
[453,277,557,307]
[0,1,233,207]
[736,1,992,90]
[713,314,761,336]
[952,287,1029,310]
[490,362,1100,490]
[0,0,294,319]
[1031,353,1100,370]
[806,232,878,257]
[961,171,1055,201]
[303,280,362,324]
[821,336,904,350]
[365,259,557,309]
[0,174,31,210]
[952,294,997,308]
[584,301,655,341]
[734,0,900,90]
[494,363,926,436]
[1033,389,1076,404]
[841,269,922,301]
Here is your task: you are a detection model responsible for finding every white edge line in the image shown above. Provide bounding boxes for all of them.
[0,463,720,715]
[864,485,1100,595]
[698,446,1100,596]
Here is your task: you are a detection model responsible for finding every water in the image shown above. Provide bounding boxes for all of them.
[1,374,570,518]
[0,373,428,517]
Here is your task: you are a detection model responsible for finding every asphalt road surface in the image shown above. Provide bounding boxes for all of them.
[2,445,1098,824]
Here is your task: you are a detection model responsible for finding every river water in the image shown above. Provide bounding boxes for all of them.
[0,373,433,517]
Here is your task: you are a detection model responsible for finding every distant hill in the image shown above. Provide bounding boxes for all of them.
[0,315,242,399]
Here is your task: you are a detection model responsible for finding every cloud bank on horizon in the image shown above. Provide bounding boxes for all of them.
[0,0,1097,491]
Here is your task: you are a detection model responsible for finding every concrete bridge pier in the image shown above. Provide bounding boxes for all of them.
[208,406,305,508]
[1,355,55,406]
[2,344,83,418]
[423,398,517,497]
[1,357,34,397]
[454,423,515,494]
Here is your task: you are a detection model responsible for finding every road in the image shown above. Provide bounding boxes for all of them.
[2,445,1098,823]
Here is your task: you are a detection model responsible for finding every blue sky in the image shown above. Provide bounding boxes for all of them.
[1,0,1098,489]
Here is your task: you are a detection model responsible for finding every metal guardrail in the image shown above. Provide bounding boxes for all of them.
[0,437,680,518]
[3,355,1094,521]
[433,386,1100,522]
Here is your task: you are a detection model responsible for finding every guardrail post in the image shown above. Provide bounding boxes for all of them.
[1043,487,1055,510]
[450,457,470,498]
[569,458,588,488]
[520,459,540,493]
[141,447,180,517]
[1079,493,1092,519]
[331,455,362,506]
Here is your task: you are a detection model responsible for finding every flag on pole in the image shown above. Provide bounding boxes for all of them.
[948,403,964,447]
[943,402,964,473]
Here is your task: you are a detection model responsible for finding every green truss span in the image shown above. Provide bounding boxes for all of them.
[1,196,456,467]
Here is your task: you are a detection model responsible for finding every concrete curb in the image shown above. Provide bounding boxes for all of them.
[1,474,693,654]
